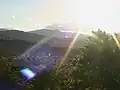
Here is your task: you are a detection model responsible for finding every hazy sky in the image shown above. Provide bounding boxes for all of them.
[0,0,120,34]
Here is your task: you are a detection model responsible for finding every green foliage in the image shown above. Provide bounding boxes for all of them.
[1,29,120,90]
[35,29,120,90]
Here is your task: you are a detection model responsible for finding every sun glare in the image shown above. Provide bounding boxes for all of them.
[59,29,81,66]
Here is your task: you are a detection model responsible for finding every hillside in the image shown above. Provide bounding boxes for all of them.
[30,29,88,48]
[30,29,59,37]
[0,40,34,56]
[30,29,88,39]
[0,28,88,49]
[0,30,45,43]
[30,29,74,39]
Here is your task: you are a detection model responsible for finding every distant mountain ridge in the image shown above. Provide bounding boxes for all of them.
[30,29,88,48]
[0,30,45,43]
[0,28,10,31]
[0,28,88,48]
[29,29,88,39]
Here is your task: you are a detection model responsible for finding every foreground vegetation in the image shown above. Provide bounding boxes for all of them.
[1,30,120,90]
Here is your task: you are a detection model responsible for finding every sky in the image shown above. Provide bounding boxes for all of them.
[0,0,120,34]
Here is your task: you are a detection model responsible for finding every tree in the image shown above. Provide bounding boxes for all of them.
[52,29,120,89]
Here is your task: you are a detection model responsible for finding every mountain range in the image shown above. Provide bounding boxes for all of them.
[0,28,88,52]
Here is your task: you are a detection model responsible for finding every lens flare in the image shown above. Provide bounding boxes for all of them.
[112,32,120,48]
[19,33,56,59]
[20,68,36,80]
[59,30,81,66]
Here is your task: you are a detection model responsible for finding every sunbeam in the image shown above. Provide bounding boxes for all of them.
[59,30,81,67]
[112,32,120,49]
